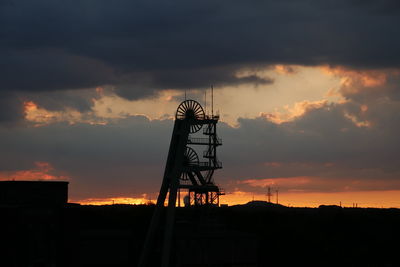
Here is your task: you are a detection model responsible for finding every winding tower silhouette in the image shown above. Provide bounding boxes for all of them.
[139,99,223,267]
[178,100,223,206]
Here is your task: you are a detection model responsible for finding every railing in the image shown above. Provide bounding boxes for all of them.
[198,161,222,168]
[182,161,222,169]
[187,137,222,145]
[177,114,219,121]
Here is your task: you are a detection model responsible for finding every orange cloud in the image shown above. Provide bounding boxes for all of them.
[24,101,55,125]
[344,112,371,128]
[260,100,328,124]
[320,66,400,101]
[24,100,107,126]
[321,66,390,88]
[274,64,298,75]
[0,161,69,181]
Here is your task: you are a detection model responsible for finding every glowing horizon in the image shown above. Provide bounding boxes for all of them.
[71,189,400,209]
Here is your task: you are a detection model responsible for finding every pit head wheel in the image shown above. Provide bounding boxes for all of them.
[176,100,205,133]
[180,147,199,181]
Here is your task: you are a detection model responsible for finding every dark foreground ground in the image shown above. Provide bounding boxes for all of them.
[1,201,399,267]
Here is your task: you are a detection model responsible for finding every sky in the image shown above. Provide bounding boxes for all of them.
[1,0,400,207]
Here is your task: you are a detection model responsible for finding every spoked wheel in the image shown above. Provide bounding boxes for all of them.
[176,100,205,133]
[180,147,199,181]
[183,147,199,167]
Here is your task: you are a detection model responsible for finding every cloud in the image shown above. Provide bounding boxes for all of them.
[218,68,400,193]
[1,76,400,200]
[0,161,68,181]
[0,49,116,92]
[1,0,399,106]
[23,100,108,126]
[113,65,273,100]
[260,99,329,124]
[0,92,25,124]
[26,88,102,113]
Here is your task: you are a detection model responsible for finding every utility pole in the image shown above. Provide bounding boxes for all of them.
[276,189,279,204]
[267,186,272,203]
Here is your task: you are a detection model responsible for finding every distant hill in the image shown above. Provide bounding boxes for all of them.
[233,200,287,208]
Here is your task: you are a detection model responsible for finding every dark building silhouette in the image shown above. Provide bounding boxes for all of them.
[0,180,68,205]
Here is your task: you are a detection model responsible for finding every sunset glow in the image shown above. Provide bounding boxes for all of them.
[75,189,400,209]
[76,196,151,205]
[221,190,400,208]
[2,0,400,210]
[0,162,69,181]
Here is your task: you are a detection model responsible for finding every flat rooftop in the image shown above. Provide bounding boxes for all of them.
[0,180,69,205]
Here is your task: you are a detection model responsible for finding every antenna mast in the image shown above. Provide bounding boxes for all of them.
[211,85,214,117]
[205,90,207,115]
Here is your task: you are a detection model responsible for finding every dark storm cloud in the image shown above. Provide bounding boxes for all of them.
[0,49,116,92]
[0,92,24,124]
[1,0,399,97]
[115,65,272,100]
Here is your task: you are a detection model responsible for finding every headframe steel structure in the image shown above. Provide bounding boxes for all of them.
[138,99,223,267]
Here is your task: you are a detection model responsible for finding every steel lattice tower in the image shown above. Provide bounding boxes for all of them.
[139,99,223,267]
